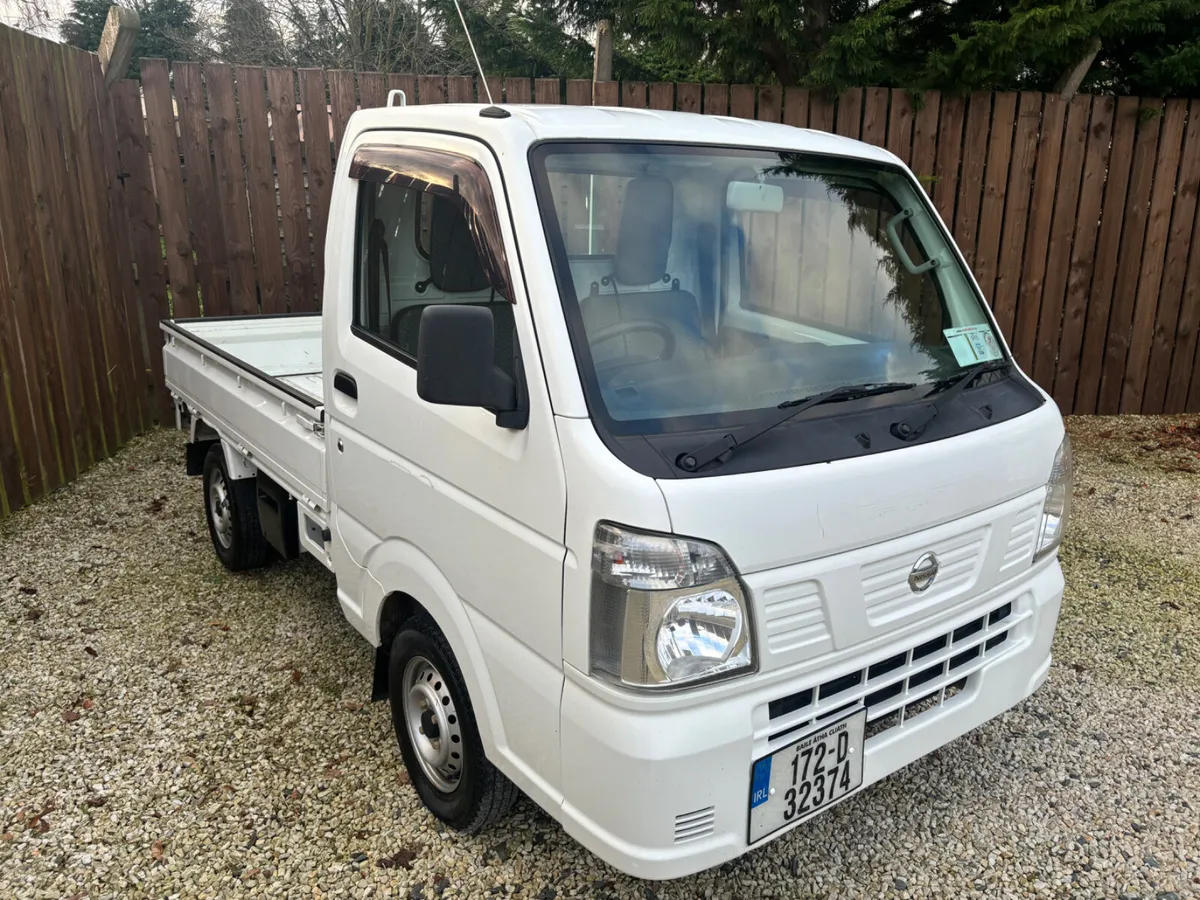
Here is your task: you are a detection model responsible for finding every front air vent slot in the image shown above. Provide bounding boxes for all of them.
[673,806,716,843]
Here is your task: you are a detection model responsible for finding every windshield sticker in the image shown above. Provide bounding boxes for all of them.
[944,324,1002,367]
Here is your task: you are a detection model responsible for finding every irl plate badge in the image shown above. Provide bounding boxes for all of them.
[750,756,772,808]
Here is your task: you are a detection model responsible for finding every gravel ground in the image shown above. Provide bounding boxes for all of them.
[1,417,1197,900]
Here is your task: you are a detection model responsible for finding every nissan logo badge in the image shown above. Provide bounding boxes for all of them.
[908,552,939,593]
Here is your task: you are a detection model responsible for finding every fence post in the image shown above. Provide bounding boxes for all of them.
[97,5,139,85]
[593,20,613,103]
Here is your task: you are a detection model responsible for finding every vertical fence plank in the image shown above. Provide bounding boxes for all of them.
[593,80,617,106]
[1074,96,1139,413]
[1119,99,1184,413]
[1156,99,1200,412]
[0,30,50,500]
[504,77,531,104]
[991,92,1043,339]
[447,75,474,103]
[113,78,172,419]
[535,78,558,104]
[236,65,287,314]
[885,90,914,162]
[24,38,91,476]
[1011,94,1066,374]
[783,87,809,127]
[757,85,781,122]
[1097,99,1162,414]
[622,81,648,108]
[481,76,502,105]
[676,83,701,113]
[953,93,993,267]
[649,82,674,110]
[729,84,755,118]
[42,40,105,464]
[389,73,416,107]
[142,59,199,319]
[703,83,729,116]
[174,62,231,317]
[973,92,1018,306]
[266,67,316,312]
[809,93,835,132]
[909,90,941,195]
[300,68,334,305]
[860,87,887,146]
[834,87,862,137]
[83,51,147,436]
[206,64,258,317]
[566,80,591,105]
[418,74,446,104]
[1182,202,1200,409]
[1054,96,1115,410]
[327,70,356,156]
[932,94,965,226]
[0,248,27,506]
[1032,95,1090,389]
[358,71,387,108]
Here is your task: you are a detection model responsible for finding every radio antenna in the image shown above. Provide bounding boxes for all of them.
[453,0,494,105]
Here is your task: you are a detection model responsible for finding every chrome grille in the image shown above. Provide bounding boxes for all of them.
[765,601,1022,750]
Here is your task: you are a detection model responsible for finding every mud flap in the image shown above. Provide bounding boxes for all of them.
[371,645,390,701]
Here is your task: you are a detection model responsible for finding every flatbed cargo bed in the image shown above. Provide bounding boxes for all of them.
[162,314,328,517]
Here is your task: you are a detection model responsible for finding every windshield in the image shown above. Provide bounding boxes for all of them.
[530,142,1006,435]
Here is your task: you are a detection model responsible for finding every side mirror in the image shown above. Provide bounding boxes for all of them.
[416,305,527,429]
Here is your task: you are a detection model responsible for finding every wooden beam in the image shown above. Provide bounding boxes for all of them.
[593,19,613,93]
[97,5,139,86]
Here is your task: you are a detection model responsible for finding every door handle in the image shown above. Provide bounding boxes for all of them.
[333,371,358,400]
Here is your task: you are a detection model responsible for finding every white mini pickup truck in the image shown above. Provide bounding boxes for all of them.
[163,101,1071,880]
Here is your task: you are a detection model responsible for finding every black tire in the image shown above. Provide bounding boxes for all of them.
[201,444,268,571]
[388,613,519,833]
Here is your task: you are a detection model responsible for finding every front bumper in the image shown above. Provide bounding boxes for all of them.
[558,560,1063,880]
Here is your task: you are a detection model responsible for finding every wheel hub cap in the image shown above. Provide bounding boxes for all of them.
[208,473,233,549]
[402,656,464,793]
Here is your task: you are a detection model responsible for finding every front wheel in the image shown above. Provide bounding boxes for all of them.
[202,444,267,571]
[388,614,519,832]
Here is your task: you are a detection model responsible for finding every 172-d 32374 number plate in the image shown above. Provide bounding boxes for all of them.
[748,708,867,843]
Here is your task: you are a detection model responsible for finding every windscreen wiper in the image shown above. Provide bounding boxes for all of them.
[891,359,1010,441]
[676,382,917,472]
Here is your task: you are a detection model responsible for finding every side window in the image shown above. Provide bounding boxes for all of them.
[350,145,516,376]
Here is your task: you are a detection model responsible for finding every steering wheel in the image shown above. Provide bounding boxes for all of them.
[588,319,677,364]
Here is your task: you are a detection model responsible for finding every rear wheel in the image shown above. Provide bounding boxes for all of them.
[388,614,519,832]
[202,444,267,571]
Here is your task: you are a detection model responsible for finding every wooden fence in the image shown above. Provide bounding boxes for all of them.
[0,26,152,518]
[123,64,1200,421]
[4,40,1200,517]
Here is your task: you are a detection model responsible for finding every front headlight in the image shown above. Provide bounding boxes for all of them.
[1034,435,1073,561]
[589,523,754,689]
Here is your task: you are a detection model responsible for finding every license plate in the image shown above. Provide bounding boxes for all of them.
[747,708,867,843]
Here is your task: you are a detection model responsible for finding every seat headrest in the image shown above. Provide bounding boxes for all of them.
[428,195,491,293]
[614,176,673,286]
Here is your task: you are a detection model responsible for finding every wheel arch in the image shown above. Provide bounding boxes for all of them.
[361,539,508,759]
[186,415,255,481]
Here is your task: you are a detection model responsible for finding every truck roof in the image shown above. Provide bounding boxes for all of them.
[344,103,903,167]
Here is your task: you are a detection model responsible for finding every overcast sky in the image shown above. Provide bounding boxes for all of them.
[0,0,70,37]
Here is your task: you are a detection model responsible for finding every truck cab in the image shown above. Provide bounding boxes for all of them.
[162,103,1070,880]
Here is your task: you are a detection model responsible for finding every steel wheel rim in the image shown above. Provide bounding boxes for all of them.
[401,655,465,793]
[208,471,234,550]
